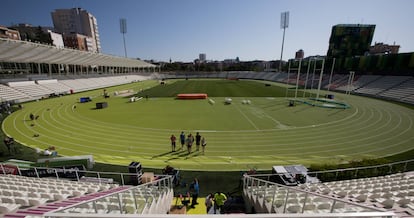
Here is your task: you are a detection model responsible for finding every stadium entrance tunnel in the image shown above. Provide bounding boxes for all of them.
[291,98,350,109]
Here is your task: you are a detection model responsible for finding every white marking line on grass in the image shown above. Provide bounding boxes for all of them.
[14,105,156,156]
[65,96,361,134]
[233,103,259,130]
[287,103,414,156]
[7,93,414,170]
[11,108,59,150]
[46,101,392,154]
[252,106,291,129]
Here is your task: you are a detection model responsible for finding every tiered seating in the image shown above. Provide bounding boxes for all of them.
[37,79,72,94]
[55,186,170,215]
[228,71,245,79]
[244,183,381,214]
[335,75,381,92]
[206,72,220,78]
[264,72,280,81]
[245,72,260,79]
[40,176,173,216]
[274,72,288,82]
[354,76,411,96]
[58,79,95,92]
[0,84,31,102]
[7,81,53,98]
[300,172,414,216]
[4,186,130,218]
[379,77,414,102]
[217,72,228,78]
[401,94,414,105]
[0,174,120,216]
[324,74,349,90]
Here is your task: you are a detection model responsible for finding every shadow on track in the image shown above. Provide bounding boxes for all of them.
[151,151,174,159]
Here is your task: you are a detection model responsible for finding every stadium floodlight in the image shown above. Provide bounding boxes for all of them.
[279,11,289,72]
[120,18,128,57]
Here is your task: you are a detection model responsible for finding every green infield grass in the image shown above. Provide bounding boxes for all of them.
[3,79,414,171]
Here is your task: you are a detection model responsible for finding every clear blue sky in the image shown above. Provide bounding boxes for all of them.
[1,0,413,62]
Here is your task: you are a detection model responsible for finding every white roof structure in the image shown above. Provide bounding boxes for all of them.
[0,38,155,68]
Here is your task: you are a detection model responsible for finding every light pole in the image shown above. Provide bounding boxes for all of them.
[120,18,127,57]
[279,11,289,72]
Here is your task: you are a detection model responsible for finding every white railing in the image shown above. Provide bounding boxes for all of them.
[308,159,414,181]
[0,164,400,217]
[243,159,414,183]
[44,176,174,216]
[0,164,164,186]
[43,213,396,218]
[243,175,394,217]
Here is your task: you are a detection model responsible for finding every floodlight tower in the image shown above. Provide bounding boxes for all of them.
[279,11,289,72]
[120,18,128,57]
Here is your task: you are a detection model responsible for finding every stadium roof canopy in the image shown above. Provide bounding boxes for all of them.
[0,38,155,68]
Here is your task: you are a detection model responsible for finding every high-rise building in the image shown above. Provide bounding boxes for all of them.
[295,49,304,59]
[51,8,101,53]
[62,33,88,51]
[199,53,206,63]
[327,24,375,58]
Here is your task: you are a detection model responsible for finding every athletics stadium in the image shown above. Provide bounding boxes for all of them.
[0,36,413,217]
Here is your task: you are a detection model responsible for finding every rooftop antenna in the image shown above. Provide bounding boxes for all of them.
[120,18,128,57]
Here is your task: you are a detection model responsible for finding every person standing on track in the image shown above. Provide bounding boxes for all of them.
[186,133,194,154]
[201,137,207,155]
[195,132,201,151]
[170,134,176,152]
[180,131,186,150]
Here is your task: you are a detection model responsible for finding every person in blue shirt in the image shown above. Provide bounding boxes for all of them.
[190,178,199,208]
[180,131,185,150]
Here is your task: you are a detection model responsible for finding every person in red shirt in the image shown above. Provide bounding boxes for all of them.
[170,134,177,152]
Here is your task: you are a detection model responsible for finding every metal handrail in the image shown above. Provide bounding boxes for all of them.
[243,175,386,213]
[248,158,414,181]
[0,164,166,186]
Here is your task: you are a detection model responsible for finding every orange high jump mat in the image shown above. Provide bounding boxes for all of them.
[176,93,208,99]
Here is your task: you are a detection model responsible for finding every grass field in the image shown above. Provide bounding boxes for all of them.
[3,79,414,171]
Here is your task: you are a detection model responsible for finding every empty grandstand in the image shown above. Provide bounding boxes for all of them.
[2,162,412,217]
